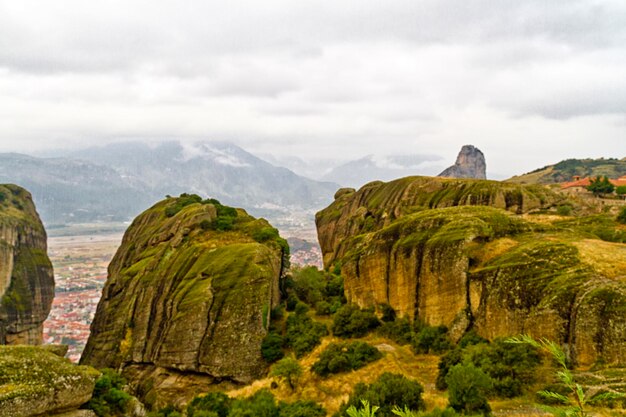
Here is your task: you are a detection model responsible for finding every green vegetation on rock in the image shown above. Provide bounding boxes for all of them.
[81,193,289,408]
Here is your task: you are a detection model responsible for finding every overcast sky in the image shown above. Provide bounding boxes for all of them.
[0,0,625,178]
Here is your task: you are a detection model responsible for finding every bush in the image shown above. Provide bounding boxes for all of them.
[0,192,6,204]
[285,312,328,357]
[229,389,280,417]
[271,356,303,391]
[288,267,346,314]
[446,363,492,416]
[84,369,132,417]
[262,332,285,363]
[436,338,541,398]
[187,392,231,417]
[618,207,626,224]
[254,227,280,243]
[332,305,380,338]
[312,341,382,377]
[556,204,573,216]
[279,400,326,417]
[148,405,183,417]
[412,325,452,354]
[376,318,413,345]
[165,193,203,217]
[341,373,425,417]
[617,186,626,196]
[466,339,541,398]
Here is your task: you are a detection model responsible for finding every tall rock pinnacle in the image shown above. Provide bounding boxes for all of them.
[438,145,486,179]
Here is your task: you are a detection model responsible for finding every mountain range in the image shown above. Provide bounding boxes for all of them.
[0,142,339,226]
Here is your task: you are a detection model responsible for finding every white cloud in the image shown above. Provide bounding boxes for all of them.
[0,0,625,177]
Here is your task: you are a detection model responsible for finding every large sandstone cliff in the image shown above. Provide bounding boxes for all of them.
[80,195,288,408]
[0,184,54,345]
[316,176,626,367]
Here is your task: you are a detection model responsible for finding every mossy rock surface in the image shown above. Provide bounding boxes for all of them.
[0,345,99,417]
[316,176,626,366]
[80,195,288,408]
[0,184,54,345]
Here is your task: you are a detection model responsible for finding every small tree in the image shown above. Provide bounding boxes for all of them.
[271,356,303,391]
[506,335,623,417]
[617,185,626,197]
[445,363,492,416]
[586,176,614,197]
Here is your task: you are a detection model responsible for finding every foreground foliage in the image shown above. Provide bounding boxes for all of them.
[338,373,425,417]
[85,369,132,417]
[507,335,624,417]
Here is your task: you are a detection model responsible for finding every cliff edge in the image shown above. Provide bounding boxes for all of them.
[0,184,54,345]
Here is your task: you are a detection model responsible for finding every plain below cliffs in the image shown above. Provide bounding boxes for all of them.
[80,195,288,408]
[316,176,626,367]
[438,145,487,179]
[0,184,54,345]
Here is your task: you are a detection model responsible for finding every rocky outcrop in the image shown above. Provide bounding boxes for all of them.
[0,184,54,345]
[316,177,626,366]
[80,195,287,408]
[0,345,99,417]
[438,145,486,179]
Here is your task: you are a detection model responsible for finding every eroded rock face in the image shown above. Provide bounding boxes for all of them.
[316,177,626,366]
[438,145,486,179]
[81,195,287,408]
[0,184,54,345]
[0,345,99,417]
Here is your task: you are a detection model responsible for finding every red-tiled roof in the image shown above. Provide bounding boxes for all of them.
[561,178,591,189]
[561,176,626,189]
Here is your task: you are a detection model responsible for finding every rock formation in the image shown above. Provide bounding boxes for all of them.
[316,176,626,366]
[438,145,486,179]
[80,195,288,408]
[0,345,99,417]
[0,184,54,345]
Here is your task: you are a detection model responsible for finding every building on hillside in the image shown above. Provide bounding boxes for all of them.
[561,175,626,193]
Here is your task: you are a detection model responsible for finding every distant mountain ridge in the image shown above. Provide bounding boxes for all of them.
[508,157,626,184]
[0,141,339,226]
[321,154,444,188]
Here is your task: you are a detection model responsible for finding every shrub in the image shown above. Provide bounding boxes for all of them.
[315,301,332,316]
[165,193,203,217]
[311,341,382,377]
[379,304,396,322]
[618,207,626,224]
[279,400,326,417]
[412,325,452,354]
[376,318,413,345]
[262,332,285,363]
[556,205,573,216]
[229,389,279,417]
[446,363,492,416]
[285,312,328,357]
[187,392,231,417]
[84,368,132,417]
[254,227,280,243]
[271,357,303,391]
[332,305,380,338]
[0,192,6,204]
[341,373,425,417]
[436,338,540,398]
[617,185,626,196]
[148,405,183,417]
[466,339,541,398]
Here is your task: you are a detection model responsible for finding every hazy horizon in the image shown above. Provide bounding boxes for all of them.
[1,1,625,178]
